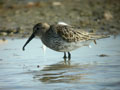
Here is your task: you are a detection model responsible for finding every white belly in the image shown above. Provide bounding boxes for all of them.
[42,37,91,52]
[57,40,91,52]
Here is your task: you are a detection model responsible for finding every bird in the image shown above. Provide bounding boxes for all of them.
[22,22,108,60]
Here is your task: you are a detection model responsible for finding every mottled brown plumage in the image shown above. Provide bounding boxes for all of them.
[49,24,106,43]
[23,22,109,60]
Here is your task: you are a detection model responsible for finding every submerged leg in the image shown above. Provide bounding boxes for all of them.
[68,52,71,60]
[63,52,67,59]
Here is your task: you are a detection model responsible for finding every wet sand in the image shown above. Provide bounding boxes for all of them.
[0,0,120,37]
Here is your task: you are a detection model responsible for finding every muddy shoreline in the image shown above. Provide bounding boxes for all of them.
[0,0,120,38]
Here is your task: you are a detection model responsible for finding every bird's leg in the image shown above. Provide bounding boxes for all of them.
[68,52,71,60]
[94,40,97,44]
[63,52,67,59]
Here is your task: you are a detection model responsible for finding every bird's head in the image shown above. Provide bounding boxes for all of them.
[22,23,50,51]
[33,23,50,37]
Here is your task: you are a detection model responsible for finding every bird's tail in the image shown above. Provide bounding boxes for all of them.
[90,34,110,45]
[90,34,110,40]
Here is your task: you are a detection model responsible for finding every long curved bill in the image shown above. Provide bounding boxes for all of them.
[22,33,35,51]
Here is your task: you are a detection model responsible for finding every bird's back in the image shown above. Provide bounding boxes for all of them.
[49,24,108,42]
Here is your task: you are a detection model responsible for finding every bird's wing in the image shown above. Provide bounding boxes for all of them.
[51,25,92,42]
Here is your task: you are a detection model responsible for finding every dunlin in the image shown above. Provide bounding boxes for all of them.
[23,23,108,60]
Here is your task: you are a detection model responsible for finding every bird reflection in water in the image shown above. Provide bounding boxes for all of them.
[33,60,90,83]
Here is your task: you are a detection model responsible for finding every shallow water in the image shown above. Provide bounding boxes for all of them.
[0,36,120,90]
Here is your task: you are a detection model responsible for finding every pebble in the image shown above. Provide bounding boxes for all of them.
[0,32,7,36]
[52,2,62,6]
[104,11,113,20]
[27,2,35,7]
[37,65,40,68]
[99,54,108,57]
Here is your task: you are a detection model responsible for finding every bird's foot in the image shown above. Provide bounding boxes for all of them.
[63,52,71,61]
[68,52,71,60]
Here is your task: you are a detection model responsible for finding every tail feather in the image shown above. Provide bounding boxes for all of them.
[90,34,110,40]
[90,34,110,45]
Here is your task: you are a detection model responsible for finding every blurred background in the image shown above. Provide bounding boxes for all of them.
[0,0,120,38]
[0,0,120,90]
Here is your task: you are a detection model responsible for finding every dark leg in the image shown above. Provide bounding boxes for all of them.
[63,52,67,59]
[68,52,71,60]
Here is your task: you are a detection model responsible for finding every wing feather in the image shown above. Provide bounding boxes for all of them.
[51,25,90,42]
[50,25,108,42]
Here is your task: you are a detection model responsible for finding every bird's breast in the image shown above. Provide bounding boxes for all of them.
[41,35,91,52]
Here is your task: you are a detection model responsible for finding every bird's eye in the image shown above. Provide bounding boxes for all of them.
[36,27,40,30]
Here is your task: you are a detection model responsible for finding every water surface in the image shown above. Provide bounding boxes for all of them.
[0,36,120,90]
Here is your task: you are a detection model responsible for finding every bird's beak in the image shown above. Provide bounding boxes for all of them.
[22,32,35,51]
